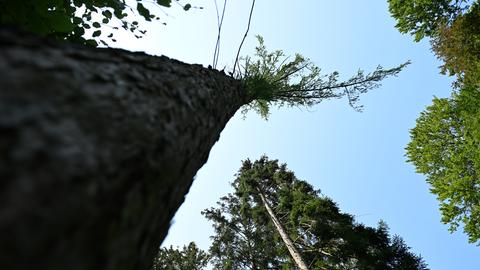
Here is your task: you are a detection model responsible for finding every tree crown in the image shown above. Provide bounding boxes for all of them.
[204,156,429,270]
[238,36,410,119]
[388,0,470,41]
[406,86,480,243]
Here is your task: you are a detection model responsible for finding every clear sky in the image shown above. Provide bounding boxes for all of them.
[114,0,479,269]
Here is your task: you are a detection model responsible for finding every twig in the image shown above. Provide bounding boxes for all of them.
[232,0,256,76]
[212,0,227,68]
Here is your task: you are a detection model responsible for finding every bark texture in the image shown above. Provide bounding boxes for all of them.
[0,27,248,270]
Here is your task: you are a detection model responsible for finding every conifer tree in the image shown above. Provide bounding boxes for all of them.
[204,157,429,270]
[151,242,209,270]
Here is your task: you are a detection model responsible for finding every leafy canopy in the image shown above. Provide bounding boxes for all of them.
[204,156,428,270]
[0,0,193,46]
[431,2,480,83]
[388,0,470,41]
[406,86,480,244]
[238,36,410,119]
[390,0,480,244]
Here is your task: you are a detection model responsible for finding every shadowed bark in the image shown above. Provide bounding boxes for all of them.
[0,27,249,270]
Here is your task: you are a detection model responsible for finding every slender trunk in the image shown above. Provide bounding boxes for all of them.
[257,190,310,270]
[0,27,249,270]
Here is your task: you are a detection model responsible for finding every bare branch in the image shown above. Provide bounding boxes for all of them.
[233,0,256,75]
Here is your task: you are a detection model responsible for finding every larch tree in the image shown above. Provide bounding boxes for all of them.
[1,2,409,270]
[204,157,428,270]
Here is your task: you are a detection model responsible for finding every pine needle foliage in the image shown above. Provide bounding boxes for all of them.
[204,156,429,270]
[238,35,411,119]
[152,242,209,270]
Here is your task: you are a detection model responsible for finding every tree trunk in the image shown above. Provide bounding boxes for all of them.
[0,27,249,270]
[257,190,310,270]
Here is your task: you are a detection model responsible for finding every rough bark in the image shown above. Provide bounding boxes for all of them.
[0,27,249,270]
[258,190,310,270]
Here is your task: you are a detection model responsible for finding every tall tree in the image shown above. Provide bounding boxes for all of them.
[0,27,245,270]
[406,86,480,244]
[204,157,428,270]
[0,27,408,270]
[151,242,209,270]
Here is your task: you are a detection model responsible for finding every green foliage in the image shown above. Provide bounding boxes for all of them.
[431,2,480,84]
[388,0,470,41]
[406,86,480,244]
[391,0,480,244]
[151,242,209,270]
[0,0,193,46]
[202,187,286,269]
[204,156,428,269]
[239,36,410,119]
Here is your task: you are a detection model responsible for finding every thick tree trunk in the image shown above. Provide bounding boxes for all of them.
[0,28,249,270]
[258,190,310,270]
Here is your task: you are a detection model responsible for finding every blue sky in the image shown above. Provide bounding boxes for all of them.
[115,0,479,268]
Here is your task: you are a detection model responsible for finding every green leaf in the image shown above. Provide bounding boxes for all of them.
[102,10,112,19]
[73,0,83,7]
[72,17,82,25]
[48,12,75,33]
[85,39,98,47]
[92,22,101,28]
[137,3,152,21]
[92,30,101,37]
[157,0,171,7]
[74,26,85,36]
[183,3,192,11]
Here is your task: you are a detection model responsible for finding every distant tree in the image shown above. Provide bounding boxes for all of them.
[388,0,470,41]
[202,188,287,269]
[0,0,193,46]
[406,86,480,244]
[204,157,428,270]
[389,0,480,244]
[151,242,209,270]
[431,2,480,83]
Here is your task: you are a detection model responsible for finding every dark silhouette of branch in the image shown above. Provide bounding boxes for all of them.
[233,0,256,75]
[212,0,227,68]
